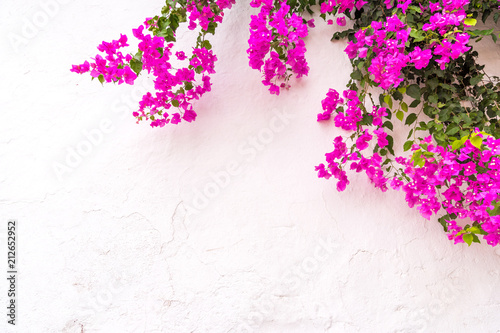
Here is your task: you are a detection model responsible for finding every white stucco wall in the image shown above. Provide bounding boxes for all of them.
[1,0,500,332]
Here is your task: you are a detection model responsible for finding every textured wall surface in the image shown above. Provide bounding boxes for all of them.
[1,0,500,332]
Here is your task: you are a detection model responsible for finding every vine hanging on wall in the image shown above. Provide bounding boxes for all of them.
[71,0,500,247]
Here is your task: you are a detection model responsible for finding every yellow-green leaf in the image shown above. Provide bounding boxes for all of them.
[396,110,404,122]
[463,234,473,246]
[452,139,463,151]
[464,18,477,26]
[470,136,482,149]
[384,95,393,108]
[401,102,408,112]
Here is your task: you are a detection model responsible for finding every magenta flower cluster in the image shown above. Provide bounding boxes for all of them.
[132,22,218,126]
[187,0,235,30]
[248,0,310,95]
[70,34,137,85]
[395,133,500,246]
[315,0,500,246]
[71,0,235,127]
[317,89,500,246]
[320,0,367,15]
[316,90,390,192]
[342,1,471,89]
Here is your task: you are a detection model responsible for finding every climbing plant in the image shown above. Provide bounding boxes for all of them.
[71,0,500,247]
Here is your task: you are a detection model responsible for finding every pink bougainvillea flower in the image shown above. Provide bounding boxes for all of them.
[175,51,187,60]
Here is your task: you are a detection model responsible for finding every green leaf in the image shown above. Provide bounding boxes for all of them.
[405,113,417,125]
[202,40,212,50]
[401,102,408,112]
[392,90,403,101]
[452,136,467,150]
[470,75,482,85]
[158,16,168,30]
[409,99,421,108]
[411,149,425,167]
[387,135,395,155]
[384,95,393,108]
[171,99,179,107]
[195,65,204,74]
[130,58,143,75]
[472,234,481,243]
[463,233,473,246]
[407,84,421,100]
[427,78,439,90]
[467,226,481,234]
[438,216,449,232]
[428,94,438,105]
[410,28,425,42]
[205,21,217,34]
[446,125,460,136]
[403,140,413,151]
[98,74,105,85]
[379,94,385,106]
[159,27,176,42]
[396,110,404,122]
[133,51,143,61]
[169,13,180,31]
[487,200,500,216]
[351,70,363,80]
[383,121,394,131]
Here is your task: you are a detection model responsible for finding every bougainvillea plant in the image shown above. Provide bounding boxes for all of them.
[71,0,500,247]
